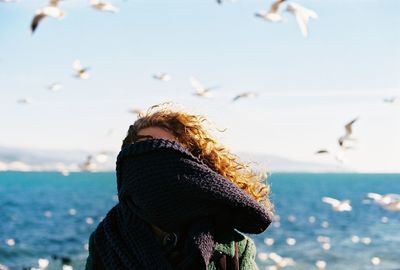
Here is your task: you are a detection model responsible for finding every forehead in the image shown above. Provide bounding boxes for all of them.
[137,126,176,141]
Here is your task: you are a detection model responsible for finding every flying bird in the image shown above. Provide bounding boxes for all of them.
[232,92,258,102]
[286,2,317,37]
[30,0,65,34]
[338,118,358,149]
[90,0,119,13]
[322,197,352,212]
[73,60,90,79]
[153,73,172,82]
[17,98,32,105]
[190,77,218,98]
[316,118,358,163]
[383,97,400,105]
[255,0,286,23]
[367,193,400,212]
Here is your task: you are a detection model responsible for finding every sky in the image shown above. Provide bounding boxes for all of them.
[0,0,399,172]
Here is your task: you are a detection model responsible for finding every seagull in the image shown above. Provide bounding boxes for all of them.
[90,0,119,13]
[286,2,317,37]
[73,60,90,79]
[232,92,258,102]
[255,0,286,23]
[47,82,62,92]
[366,193,400,211]
[17,98,31,105]
[128,108,145,115]
[190,77,218,98]
[383,97,400,105]
[338,118,358,150]
[153,73,172,81]
[31,0,65,34]
[322,197,352,212]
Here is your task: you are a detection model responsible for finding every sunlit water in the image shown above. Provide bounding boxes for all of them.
[1,172,399,270]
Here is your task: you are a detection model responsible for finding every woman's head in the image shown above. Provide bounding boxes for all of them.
[122,103,272,212]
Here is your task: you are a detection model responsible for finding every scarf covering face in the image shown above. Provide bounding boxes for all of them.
[93,138,272,270]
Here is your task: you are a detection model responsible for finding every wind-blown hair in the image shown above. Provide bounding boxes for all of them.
[122,103,272,212]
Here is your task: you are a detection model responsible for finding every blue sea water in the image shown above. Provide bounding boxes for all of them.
[0,172,399,270]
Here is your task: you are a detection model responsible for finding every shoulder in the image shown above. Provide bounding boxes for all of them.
[211,230,259,270]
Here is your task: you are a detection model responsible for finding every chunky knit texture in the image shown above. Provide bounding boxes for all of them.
[93,138,272,269]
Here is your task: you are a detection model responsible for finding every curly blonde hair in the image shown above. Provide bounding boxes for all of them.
[122,103,272,212]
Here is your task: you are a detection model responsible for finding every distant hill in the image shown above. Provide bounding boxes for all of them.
[237,152,350,173]
[0,146,348,173]
[0,146,116,172]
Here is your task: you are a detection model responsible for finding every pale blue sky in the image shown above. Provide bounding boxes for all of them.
[1,0,399,172]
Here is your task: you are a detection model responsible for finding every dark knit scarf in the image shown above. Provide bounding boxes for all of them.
[93,138,272,270]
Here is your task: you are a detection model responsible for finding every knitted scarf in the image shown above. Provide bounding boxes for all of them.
[93,138,272,270]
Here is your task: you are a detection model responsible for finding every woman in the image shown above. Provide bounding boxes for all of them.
[85,104,273,270]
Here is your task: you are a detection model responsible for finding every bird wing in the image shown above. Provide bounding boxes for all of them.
[269,0,285,14]
[103,3,119,12]
[366,192,382,201]
[80,67,90,73]
[232,94,243,102]
[345,118,358,135]
[31,12,46,33]
[322,197,340,206]
[73,60,82,71]
[190,77,205,92]
[288,3,317,37]
[293,10,309,37]
[254,11,266,18]
[315,149,329,154]
[233,92,257,102]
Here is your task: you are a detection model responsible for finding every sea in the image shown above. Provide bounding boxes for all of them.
[1,172,399,270]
